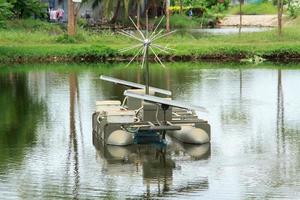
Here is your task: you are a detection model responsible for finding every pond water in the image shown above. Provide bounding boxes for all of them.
[0,62,300,199]
[188,27,272,35]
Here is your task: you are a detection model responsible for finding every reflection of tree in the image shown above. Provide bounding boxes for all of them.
[276,69,285,154]
[0,73,45,170]
[97,64,200,100]
[220,68,249,126]
[239,68,243,99]
[67,73,80,199]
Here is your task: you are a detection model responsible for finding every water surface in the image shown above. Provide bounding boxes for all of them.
[188,27,272,35]
[0,62,300,199]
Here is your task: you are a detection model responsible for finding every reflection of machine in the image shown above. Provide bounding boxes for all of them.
[170,138,211,161]
[93,134,211,197]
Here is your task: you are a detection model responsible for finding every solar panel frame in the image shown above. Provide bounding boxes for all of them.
[124,90,208,112]
[100,75,172,96]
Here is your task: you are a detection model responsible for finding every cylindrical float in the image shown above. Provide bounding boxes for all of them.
[170,125,210,144]
[107,130,134,146]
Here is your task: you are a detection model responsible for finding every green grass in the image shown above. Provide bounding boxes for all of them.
[228,2,278,15]
[0,18,300,63]
[165,14,201,29]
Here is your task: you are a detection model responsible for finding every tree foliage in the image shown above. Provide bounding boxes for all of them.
[172,0,230,9]
[0,0,47,23]
[8,0,47,19]
[0,0,13,27]
[288,0,300,18]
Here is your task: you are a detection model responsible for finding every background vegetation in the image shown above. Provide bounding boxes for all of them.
[0,0,300,63]
[0,16,300,63]
[229,2,277,15]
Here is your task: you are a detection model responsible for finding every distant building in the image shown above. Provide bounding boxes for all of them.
[42,0,99,21]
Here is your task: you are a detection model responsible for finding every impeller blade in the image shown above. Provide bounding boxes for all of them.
[152,30,177,42]
[149,46,166,68]
[118,30,143,42]
[129,16,146,40]
[149,16,165,40]
[151,45,170,54]
[125,46,144,68]
[152,44,174,52]
[150,29,164,41]
[120,44,143,53]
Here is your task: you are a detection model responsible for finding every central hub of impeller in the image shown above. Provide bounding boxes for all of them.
[143,39,151,47]
[119,16,174,69]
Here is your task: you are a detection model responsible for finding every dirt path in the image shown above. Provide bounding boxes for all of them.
[220,15,278,27]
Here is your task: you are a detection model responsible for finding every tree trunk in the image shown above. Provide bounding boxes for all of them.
[111,0,121,24]
[239,0,242,36]
[124,0,129,20]
[277,0,283,36]
[166,0,170,32]
[180,0,183,15]
[137,1,140,28]
[68,0,76,36]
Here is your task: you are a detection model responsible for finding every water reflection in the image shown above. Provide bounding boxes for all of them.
[93,135,210,198]
[220,68,250,127]
[1,63,300,199]
[0,73,45,170]
[239,68,243,99]
[68,73,80,199]
[276,69,285,152]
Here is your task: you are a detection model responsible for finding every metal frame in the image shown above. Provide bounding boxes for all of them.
[100,75,172,96]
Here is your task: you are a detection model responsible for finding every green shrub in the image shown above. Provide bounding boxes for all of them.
[288,0,300,18]
[55,34,86,44]
[165,14,200,29]
[72,45,117,57]
[8,0,47,19]
[169,6,206,17]
[5,19,63,34]
[204,0,230,10]
[78,18,88,28]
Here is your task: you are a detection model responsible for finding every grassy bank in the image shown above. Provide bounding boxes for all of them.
[228,2,278,15]
[1,18,300,63]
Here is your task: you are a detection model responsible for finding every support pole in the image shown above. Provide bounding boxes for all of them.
[146,9,149,37]
[145,45,150,94]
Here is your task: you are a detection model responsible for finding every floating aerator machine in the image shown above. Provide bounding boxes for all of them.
[92,16,210,146]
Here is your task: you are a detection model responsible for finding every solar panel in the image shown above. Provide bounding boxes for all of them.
[124,91,208,113]
[100,75,172,96]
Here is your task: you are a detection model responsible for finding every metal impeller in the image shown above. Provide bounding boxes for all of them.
[118,16,175,94]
